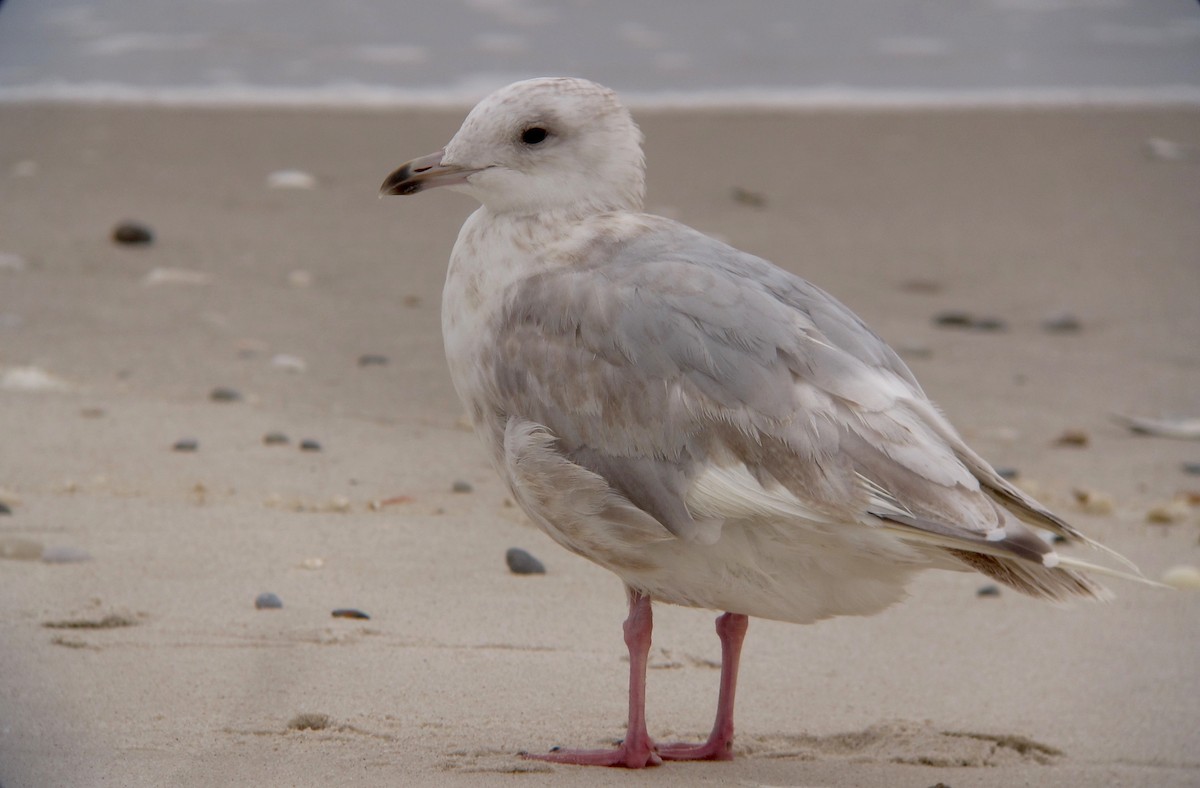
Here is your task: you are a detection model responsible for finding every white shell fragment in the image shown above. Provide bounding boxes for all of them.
[142,267,211,286]
[1160,565,1200,590]
[267,169,317,189]
[1114,414,1200,441]
[271,354,308,373]
[0,366,70,392]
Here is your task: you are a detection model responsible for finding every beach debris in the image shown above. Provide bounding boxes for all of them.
[0,537,44,560]
[331,608,370,620]
[357,353,389,367]
[451,479,473,493]
[1071,487,1114,516]
[1041,310,1082,333]
[288,713,332,731]
[255,592,284,610]
[506,547,546,575]
[325,495,352,513]
[1054,429,1090,448]
[112,220,154,245]
[1143,137,1194,162]
[142,267,209,286]
[402,294,422,308]
[976,584,1001,597]
[1113,414,1200,441]
[300,557,325,570]
[0,252,28,272]
[287,269,314,288]
[43,613,139,629]
[369,495,415,509]
[1,366,70,392]
[897,278,942,295]
[268,170,317,189]
[1184,462,1200,476]
[209,386,242,402]
[263,431,290,446]
[1145,499,1190,525]
[299,438,322,452]
[41,546,92,563]
[730,186,766,208]
[172,438,199,452]
[11,160,37,177]
[933,311,1007,332]
[1160,565,1200,590]
[271,353,307,373]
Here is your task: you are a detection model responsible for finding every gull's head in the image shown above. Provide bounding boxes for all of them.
[381,77,645,216]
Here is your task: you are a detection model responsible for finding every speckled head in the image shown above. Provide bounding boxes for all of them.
[381,77,646,216]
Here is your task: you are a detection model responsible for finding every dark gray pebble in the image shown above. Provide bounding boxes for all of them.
[730,186,766,208]
[1051,534,1067,544]
[41,546,92,563]
[0,501,11,515]
[210,387,242,402]
[995,467,1019,480]
[172,438,199,452]
[1182,461,1200,475]
[262,431,290,446]
[357,354,389,367]
[331,608,369,620]
[299,439,322,452]
[255,592,283,610]
[976,584,1001,597]
[506,547,546,575]
[112,221,154,245]
[1042,311,1082,333]
[451,480,473,493]
[933,311,1007,332]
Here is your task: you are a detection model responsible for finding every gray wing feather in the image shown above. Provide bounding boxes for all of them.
[488,218,1020,547]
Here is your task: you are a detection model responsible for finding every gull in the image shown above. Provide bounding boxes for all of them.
[380,77,1141,768]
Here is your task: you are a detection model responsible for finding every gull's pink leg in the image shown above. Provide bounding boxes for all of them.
[522,589,662,768]
[658,611,750,761]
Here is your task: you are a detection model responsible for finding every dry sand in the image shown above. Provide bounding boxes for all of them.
[1,104,1198,787]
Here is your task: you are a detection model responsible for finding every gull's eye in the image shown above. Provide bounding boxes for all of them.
[520,127,549,146]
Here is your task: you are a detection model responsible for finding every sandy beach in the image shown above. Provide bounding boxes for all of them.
[1,103,1198,786]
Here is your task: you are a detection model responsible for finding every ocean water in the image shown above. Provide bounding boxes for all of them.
[0,0,1198,106]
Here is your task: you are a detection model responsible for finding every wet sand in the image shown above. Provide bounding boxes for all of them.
[1,103,1198,786]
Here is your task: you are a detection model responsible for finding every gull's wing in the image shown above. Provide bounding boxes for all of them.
[486,216,1111,598]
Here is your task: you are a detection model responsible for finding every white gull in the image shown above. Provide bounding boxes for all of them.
[380,76,1141,768]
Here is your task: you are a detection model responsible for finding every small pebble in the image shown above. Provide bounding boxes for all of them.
[451,480,474,493]
[1054,429,1090,448]
[357,354,389,367]
[1051,534,1067,544]
[402,294,422,308]
[263,431,290,445]
[141,267,210,286]
[210,387,242,403]
[995,467,1019,480]
[506,547,546,575]
[299,439,322,452]
[1160,565,1200,590]
[0,501,11,515]
[41,546,92,564]
[1182,462,1200,476]
[172,438,199,452]
[331,608,370,620]
[271,353,307,373]
[324,495,352,513]
[255,592,283,610]
[112,221,154,245]
[0,537,44,560]
[1041,311,1082,333]
[730,186,766,208]
[287,713,331,731]
[1071,488,1115,516]
[976,584,1001,597]
[1146,500,1189,525]
[933,311,1006,332]
[300,557,324,570]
